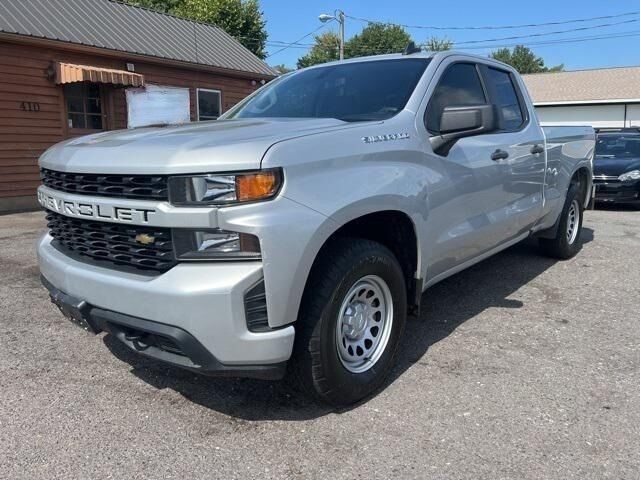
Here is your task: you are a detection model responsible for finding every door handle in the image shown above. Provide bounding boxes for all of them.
[530,144,544,155]
[491,149,509,161]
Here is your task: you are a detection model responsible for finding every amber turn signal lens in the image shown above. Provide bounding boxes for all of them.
[236,170,281,202]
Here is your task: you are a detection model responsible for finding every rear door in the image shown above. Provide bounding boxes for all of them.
[478,64,546,236]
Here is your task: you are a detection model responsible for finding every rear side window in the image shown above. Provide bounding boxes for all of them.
[426,63,487,133]
[485,68,525,130]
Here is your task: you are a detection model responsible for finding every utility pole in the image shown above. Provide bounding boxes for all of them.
[319,9,346,60]
[337,10,345,60]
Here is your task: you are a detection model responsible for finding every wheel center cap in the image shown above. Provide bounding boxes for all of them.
[343,303,368,339]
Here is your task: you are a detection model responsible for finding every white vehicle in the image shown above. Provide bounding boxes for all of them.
[37,51,594,406]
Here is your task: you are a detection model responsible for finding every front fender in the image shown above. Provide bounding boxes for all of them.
[258,119,435,325]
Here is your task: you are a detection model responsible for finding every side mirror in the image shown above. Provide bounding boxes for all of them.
[430,104,497,155]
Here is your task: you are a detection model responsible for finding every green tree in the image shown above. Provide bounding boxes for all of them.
[272,64,293,75]
[490,45,563,74]
[297,23,413,68]
[425,36,453,52]
[124,0,183,12]
[124,0,268,59]
[173,0,267,58]
[345,23,412,58]
[296,31,340,68]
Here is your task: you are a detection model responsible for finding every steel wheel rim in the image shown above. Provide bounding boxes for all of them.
[335,275,394,374]
[566,199,580,244]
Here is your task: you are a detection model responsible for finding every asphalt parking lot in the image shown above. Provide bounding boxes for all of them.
[1,208,638,479]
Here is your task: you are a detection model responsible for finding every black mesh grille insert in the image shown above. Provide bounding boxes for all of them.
[46,211,176,273]
[244,281,269,332]
[41,169,168,201]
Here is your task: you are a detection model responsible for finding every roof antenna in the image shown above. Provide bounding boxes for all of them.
[403,41,421,55]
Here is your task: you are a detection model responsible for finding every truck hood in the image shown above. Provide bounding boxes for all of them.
[39,118,353,174]
[594,156,640,177]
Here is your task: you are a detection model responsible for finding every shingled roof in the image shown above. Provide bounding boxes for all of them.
[523,66,640,105]
[0,0,275,77]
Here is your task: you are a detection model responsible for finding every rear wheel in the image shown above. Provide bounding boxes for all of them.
[292,238,407,406]
[539,183,584,259]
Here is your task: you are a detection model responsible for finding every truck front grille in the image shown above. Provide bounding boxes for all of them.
[46,212,176,272]
[41,169,168,201]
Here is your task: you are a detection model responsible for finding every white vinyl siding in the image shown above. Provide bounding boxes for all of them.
[535,104,626,129]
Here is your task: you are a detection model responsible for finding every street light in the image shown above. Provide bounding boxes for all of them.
[318,9,345,60]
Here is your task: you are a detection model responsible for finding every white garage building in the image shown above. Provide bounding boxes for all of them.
[522,66,640,128]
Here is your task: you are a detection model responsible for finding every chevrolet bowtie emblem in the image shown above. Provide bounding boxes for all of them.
[135,233,156,245]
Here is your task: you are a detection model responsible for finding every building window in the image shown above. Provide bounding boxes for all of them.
[64,82,104,130]
[197,88,221,120]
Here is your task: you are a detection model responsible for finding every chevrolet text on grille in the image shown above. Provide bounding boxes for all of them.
[37,190,156,223]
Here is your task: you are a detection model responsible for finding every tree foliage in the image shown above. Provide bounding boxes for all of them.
[124,0,183,11]
[124,0,268,59]
[296,31,341,68]
[272,64,294,75]
[425,37,453,52]
[297,23,413,68]
[345,23,412,58]
[490,45,563,74]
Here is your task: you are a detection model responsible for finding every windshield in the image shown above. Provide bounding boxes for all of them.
[596,133,640,158]
[226,59,431,122]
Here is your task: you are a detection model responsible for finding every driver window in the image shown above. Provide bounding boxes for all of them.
[426,63,487,134]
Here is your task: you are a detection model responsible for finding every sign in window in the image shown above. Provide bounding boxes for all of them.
[126,85,190,129]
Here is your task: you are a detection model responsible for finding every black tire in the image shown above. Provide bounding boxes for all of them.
[539,182,584,259]
[291,238,407,406]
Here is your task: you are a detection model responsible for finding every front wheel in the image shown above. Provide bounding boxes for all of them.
[292,238,407,406]
[539,182,584,259]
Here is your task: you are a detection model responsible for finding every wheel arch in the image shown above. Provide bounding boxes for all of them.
[296,207,423,324]
[571,166,592,208]
[537,165,591,240]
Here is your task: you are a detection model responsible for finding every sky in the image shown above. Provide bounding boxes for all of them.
[260,0,640,70]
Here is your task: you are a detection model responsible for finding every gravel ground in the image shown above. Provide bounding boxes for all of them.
[0,208,638,480]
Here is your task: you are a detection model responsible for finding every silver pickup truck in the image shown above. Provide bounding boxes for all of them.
[37,52,594,406]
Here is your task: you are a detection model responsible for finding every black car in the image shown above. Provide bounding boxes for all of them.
[593,129,640,207]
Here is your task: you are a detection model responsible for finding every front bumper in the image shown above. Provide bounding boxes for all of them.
[594,178,640,204]
[37,233,295,378]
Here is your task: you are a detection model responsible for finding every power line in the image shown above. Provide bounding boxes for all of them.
[261,10,640,59]
[345,10,640,31]
[462,28,640,50]
[454,18,640,45]
[260,27,640,57]
[260,17,640,49]
[266,20,334,58]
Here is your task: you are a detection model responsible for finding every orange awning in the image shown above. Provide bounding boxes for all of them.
[55,62,145,87]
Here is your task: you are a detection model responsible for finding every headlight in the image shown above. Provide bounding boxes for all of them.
[618,170,640,182]
[168,169,282,206]
[173,229,261,260]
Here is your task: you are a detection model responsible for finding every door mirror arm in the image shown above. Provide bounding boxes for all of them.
[430,104,498,156]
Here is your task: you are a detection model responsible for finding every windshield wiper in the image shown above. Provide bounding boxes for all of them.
[336,115,382,122]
